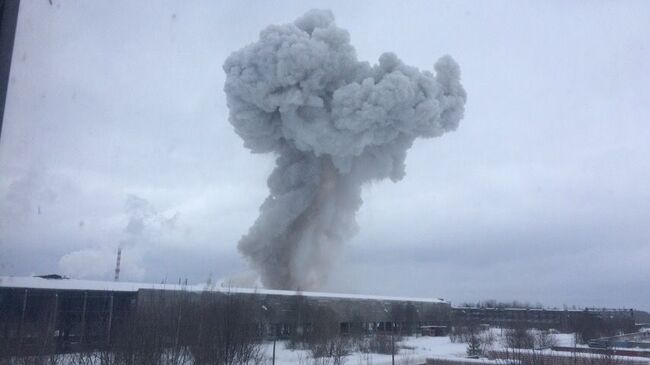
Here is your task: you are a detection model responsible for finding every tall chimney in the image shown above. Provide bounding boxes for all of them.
[114,247,122,281]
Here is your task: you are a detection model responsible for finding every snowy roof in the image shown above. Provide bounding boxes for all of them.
[453,306,635,314]
[0,276,447,304]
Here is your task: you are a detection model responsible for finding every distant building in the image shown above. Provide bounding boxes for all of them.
[451,306,636,333]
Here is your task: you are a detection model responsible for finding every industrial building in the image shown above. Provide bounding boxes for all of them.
[0,276,450,356]
[451,306,636,332]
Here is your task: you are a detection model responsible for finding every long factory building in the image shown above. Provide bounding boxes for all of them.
[0,275,451,355]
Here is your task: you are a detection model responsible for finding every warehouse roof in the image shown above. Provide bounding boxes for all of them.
[0,276,447,304]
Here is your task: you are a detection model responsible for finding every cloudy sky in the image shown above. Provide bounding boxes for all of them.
[0,1,648,310]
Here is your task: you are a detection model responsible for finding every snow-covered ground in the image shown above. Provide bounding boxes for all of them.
[554,333,578,347]
[257,332,598,365]
[261,336,475,365]
[15,332,650,365]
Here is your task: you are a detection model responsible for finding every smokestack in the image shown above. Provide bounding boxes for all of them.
[114,247,122,281]
[223,9,466,290]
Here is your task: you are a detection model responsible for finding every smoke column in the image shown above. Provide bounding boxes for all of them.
[224,10,466,290]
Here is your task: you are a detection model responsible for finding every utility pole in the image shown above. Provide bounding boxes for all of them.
[262,304,276,365]
[106,293,114,345]
[391,325,395,365]
[272,325,276,365]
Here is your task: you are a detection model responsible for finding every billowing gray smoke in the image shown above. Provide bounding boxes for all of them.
[223,9,466,290]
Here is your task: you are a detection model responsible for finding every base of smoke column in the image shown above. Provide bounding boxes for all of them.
[214,271,262,289]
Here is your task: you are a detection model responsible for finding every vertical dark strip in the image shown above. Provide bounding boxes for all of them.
[106,293,114,345]
[17,288,27,354]
[0,0,19,141]
[48,292,59,352]
[80,291,88,344]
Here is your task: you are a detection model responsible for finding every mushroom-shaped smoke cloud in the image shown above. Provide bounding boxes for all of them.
[224,9,466,290]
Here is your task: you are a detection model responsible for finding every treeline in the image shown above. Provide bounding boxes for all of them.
[450,314,635,345]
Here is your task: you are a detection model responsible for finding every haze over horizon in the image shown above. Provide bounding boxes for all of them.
[0,1,649,311]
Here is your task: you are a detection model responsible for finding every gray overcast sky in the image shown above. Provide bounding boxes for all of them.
[1,1,649,310]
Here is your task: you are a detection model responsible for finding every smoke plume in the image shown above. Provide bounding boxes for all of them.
[224,9,466,290]
[121,194,179,248]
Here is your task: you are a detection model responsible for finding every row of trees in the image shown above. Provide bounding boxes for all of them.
[451,310,635,343]
[453,322,557,356]
[64,291,262,365]
[454,324,633,365]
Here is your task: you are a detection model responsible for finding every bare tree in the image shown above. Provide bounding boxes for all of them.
[188,292,264,365]
[303,306,351,365]
[502,323,535,350]
[534,329,558,349]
